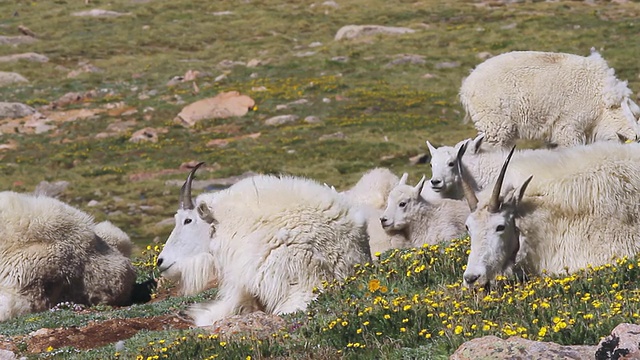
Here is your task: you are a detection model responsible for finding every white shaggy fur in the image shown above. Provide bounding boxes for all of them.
[342,168,405,257]
[426,138,472,199]
[380,174,468,248]
[462,142,640,287]
[0,192,136,321]
[95,221,133,258]
[460,50,640,148]
[173,174,371,326]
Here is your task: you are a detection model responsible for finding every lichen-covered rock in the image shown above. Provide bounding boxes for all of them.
[204,311,286,340]
[450,335,597,360]
[595,323,640,360]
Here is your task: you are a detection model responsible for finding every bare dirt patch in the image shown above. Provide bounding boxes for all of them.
[25,314,192,353]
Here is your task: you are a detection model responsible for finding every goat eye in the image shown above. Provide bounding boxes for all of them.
[184,218,193,225]
[465,225,469,231]
[429,163,433,168]
[448,162,454,167]
[496,225,505,232]
[399,201,407,208]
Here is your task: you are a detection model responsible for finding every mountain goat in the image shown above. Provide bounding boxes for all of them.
[460,50,640,148]
[156,162,218,296]
[341,167,406,257]
[0,192,140,321]
[457,142,640,287]
[159,166,371,326]
[423,134,484,200]
[380,173,468,248]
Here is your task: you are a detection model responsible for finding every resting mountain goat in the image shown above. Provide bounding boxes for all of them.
[156,163,219,296]
[0,192,139,321]
[429,133,640,201]
[380,174,468,248]
[457,142,640,288]
[460,50,640,148]
[341,168,405,257]
[159,166,371,326]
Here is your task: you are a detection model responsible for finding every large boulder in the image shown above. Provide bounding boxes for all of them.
[175,91,255,126]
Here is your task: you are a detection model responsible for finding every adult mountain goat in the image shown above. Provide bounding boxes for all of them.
[460,50,640,148]
[159,165,371,326]
[0,192,139,321]
[457,142,640,287]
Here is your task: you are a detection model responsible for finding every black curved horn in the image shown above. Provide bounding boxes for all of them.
[456,142,478,211]
[179,162,205,210]
[489,146,516,213]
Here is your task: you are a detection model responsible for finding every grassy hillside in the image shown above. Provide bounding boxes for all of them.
[1,0,640,358]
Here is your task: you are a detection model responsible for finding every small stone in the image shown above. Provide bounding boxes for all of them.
[72,9,131,17]
[304,116,322,124]
[331,56,349,63]
[435,61,461,69]
[319,132,345,141]
[264,114,299,126]
[309,41,323,47]
[87,200,100,207]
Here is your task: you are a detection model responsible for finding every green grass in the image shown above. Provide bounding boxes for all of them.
[2,0,640,358]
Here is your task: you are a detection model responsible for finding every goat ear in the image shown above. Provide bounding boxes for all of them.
[426,140,437,154]
[626,98,640,118]
[470,134,485,154]
[197,202,215,224]
[399,173,408,185]
[414,175,426,198]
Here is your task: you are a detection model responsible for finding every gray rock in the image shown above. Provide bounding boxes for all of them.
[203,311,286,340]
[72,9,131,17]
[435,61,461,69]
[384,54,426,68]
[212,11,234,16]
[295,51,316,57]
[304,115,323,124]
[322,0,339,7]
[477,51,493,60]
[331,56,349,63]
[0,102,35,119]
[335,25,415,41]
[0,35,37,46]
[596,323,640,359]
[319,132,346,141]
[265,114,299,126]
[0,349,18,360]
[0,72,28,87]
[0,52,48,63]
[450,335,597,360]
